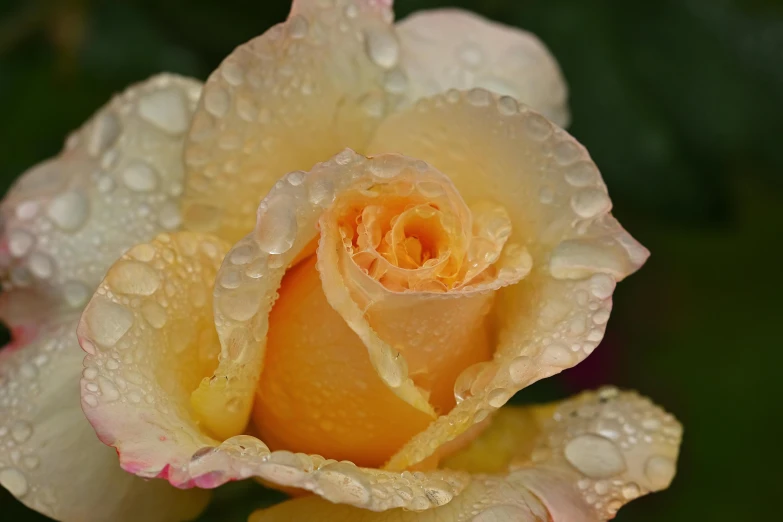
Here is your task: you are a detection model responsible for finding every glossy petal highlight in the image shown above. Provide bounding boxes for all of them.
[396,9,569,126]
[0,318,209,522]
[368,90,649,470]
[182,0,404,243]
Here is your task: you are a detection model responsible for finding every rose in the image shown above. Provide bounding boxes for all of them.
[0,1,682,522]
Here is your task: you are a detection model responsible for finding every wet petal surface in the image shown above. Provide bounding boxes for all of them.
[396,9,569,126]
[367,90,648,471]
[0,74,202,327]
[249,388,681,522]
[182,0,403,243]
[0,318,209,522]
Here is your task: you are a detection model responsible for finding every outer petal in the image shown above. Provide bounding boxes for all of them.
[0,317,209,521]
[367,90,649,471]
[396,9,569,126]
[0,74,209,521]
[0,74,202,325]
[182,0,405,243]
[86,157,470,512]
[249,388,682,521]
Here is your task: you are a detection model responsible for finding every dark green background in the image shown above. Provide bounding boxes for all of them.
[1,0,780,520]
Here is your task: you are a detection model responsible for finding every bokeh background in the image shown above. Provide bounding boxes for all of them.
[1,0,780,520]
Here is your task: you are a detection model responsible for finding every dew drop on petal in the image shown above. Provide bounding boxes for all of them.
[47,191,89,231]
[564,434,627,479]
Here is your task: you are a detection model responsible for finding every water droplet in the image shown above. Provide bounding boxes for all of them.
[98,376,120,402]
[522,112,552,141]
[141,300,168,328]
[589,273,616,300]
[15,201,39,221]
[84,299,134,347]
[204,86,230,118]
[122,161,158,192]
[138,88,189,135]
[564,434,626,479]
[107,260,161,296]
[457,42,483,68]
[10,420,32,443]
[28,252,54,279]
[571,188,611,219]
[219,288,262,322]
[221,61,244,86]
[553,140,581,165]
[508,356,533,385]
[8,230,34,257]
[497,96,518,116]
[256,195,297,255]
[308,179,335,207]
[644,455,675,489]
[466,88,491,107]
[159,201,182,230]
[565,162,600,187]
[622,482,640,499]
[288,15,309,39]
[47,191,89,231]
[317,462,371,505]
[87,113,121,156]
[549,239,628,280]
[286,171,306,186]
[365,29,399,69]
[0,468,28,497]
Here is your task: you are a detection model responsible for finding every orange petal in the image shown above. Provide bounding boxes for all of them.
[367,90,649,471]
[254,255,433,468]
[181,0,403,243]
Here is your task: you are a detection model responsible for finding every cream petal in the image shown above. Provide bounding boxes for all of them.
[181,0,404,243]
[0,317,209,522]
[367,90,648,471]
[250,473,550,522]
[0,74,202,327]
[250,388,681,522]
[396,9,569,126]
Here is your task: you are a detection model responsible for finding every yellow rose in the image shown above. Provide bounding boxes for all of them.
[0,1,681,521]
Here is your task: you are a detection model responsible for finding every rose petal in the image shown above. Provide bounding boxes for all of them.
[0,74,202,327]
[78,232,230,463]
[182,0,404,243]
[249,388,681,522]
[396,9,569,126]
[367,89,649,471]
[0,318,209,522]
[100,152,468,510]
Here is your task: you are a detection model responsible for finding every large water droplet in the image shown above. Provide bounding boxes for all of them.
[47,191,89,231]
[0,468,28,497]
[122,161,158,192]
[84,299,134,347]
[564,434,626,479]
[365,29,399,69]
[107,260,161,296]
[87,113,121,156]
[8,230,34,258]
[28,252,54,279]
[571,188,611,219]
[256,195,297,255]
[138,88,189,135]
[540,343,575,367]
[204,86,230,118]
[644,455,675,489]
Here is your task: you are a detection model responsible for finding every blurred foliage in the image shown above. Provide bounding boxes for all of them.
[1,0,781,520]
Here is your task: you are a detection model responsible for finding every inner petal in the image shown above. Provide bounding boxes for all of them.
[253,153,531,466]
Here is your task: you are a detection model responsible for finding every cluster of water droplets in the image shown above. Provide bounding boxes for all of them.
[0,74,202,317]
[0,319,78,516]
[528,387,682,520]
[368,88,648,472]
[182,0,409,243]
